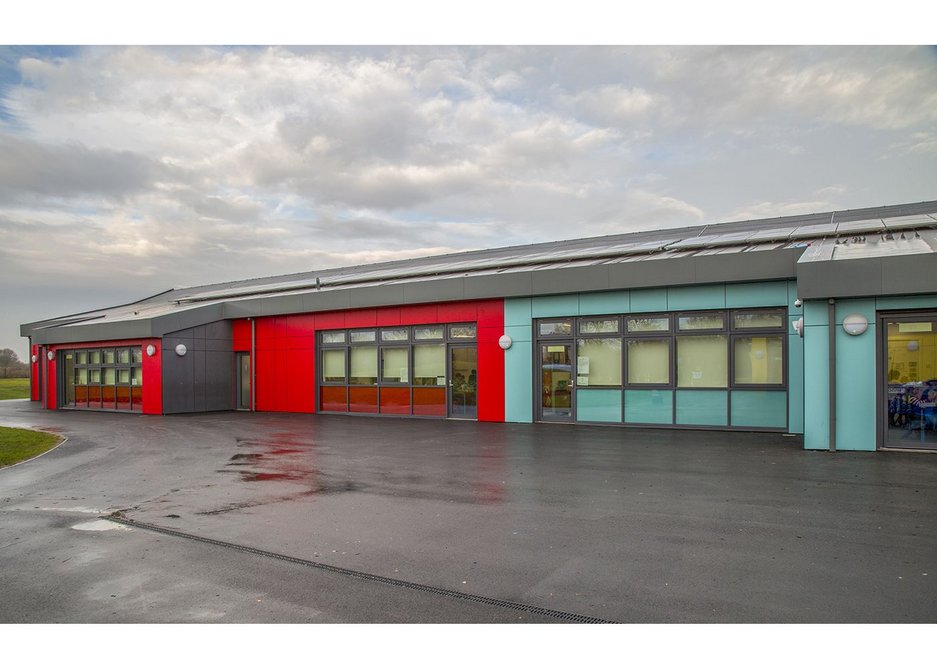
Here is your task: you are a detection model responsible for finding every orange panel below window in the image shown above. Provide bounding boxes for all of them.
[320,386,347,412]
[380,387,411,415]
[413,387,446,416]
[348,386,379,413]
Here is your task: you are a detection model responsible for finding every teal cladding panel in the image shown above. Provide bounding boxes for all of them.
[787,330,804,433]
[624,389,673,424]
[667,285,726,311]
[675,390,728,425]
[730,390,787,428]
[504,324,532,343]
[577,389,622,422]
[504,340,533,423]
[726,281,788,308]
[504,298,532,327]
[579,291,630,316]
[803,322,830,449]
[804,300,830,327]
[531,295,579,318]
[630,288,668,312]
[787,280,801,312]
[834,299,876,451]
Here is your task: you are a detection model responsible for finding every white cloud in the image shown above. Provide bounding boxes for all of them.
[2,45,937,357]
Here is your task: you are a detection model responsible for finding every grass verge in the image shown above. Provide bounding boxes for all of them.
[0,378,30,400]
[0,426,62,467]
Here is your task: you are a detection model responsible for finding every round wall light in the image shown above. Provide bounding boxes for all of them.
[791,317,804,338]
[842,313,869,336]
[146,344,157,357]
[31,354,37,363]
[175,344,187,356]
[47,350,55,361]
[498,334,513,350]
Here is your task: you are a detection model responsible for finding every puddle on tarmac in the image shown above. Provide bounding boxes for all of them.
[72,519,132,532]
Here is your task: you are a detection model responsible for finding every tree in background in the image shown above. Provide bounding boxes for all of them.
[0,349,29,378]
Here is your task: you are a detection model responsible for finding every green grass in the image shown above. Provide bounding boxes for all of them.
[0,378,30,400]
[0,426,62,467]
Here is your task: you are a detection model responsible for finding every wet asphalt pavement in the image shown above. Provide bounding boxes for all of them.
[1,398,936,623]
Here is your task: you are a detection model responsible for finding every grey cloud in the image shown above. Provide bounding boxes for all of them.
[0,135,169,202]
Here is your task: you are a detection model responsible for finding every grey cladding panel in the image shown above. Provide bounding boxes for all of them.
[462,272,534,299]
[346,284,407,308]
[403,277,465,304]
[161,321,234,413]
[532,265,609,295]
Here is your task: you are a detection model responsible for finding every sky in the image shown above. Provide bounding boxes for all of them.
[1,43,936,359]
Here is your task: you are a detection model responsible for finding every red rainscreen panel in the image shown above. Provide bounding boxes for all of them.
[116,386,131,411]
[348,386,379,413]
[88,384,101,408]
[379,387,411,415]
[75,385,88,407]
[101,384,116,410]
[131,386,143,412]
[320,386,347,412]
[413,387,446,416]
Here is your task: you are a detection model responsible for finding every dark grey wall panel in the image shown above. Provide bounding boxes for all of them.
[347,284,407,308]
[462,272,534,299]
[161,320,233,414]
[798,254,937,299]
[531,265,610,295]
[403,277,465,303]
[30,320,153,345]
[694,248,800,283]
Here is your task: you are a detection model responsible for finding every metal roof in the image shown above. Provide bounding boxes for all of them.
[21,199,937,341]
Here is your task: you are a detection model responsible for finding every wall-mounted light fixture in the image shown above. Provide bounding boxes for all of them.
[842,313,869,336]
[794,298,803,308]
[498,334,513,350]
[791,317,804,338]
[47,350,54,361]
[31,355,37,363]
[175,344,187,356]
[146,344,157,357]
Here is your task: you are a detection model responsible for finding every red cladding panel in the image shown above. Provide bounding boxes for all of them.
[314,311,345,330]
[287,314,316,335]
[30,344,39,401]
[374,307,401,326]
[379,387,411,415]
[399,304,438,324]
[141,339,162,414]
[232,319,251,352]
[476,299,505,422]
[255,317,276,340]
[255,349,276,411]
[46,352,56,410]
[282,349,315,413]
[344,308,377,328]
[437,302,477,323]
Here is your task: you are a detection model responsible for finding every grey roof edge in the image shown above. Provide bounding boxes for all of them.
[163,199,937,297]
[19,288,176,338]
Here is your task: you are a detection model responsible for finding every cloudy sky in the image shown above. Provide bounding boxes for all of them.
[1,44,936,358]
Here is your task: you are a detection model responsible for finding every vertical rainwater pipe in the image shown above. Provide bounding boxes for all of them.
[250,318,256,412]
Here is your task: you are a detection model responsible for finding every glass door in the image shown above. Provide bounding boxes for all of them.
[449,345,477,419]
[236,352,251,410]
[883,314,937,449]
[540,342,575,422]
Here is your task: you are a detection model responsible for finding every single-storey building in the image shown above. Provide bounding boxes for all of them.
[21,199,937,452]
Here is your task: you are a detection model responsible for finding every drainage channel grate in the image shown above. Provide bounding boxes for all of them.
[106,514,615,624]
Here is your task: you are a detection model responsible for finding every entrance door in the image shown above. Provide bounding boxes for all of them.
[540,342,575,422]
[882,313,937,449]
[449,345,477,419]
[236,352,251,410]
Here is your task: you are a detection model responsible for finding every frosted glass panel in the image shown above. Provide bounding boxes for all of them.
[678,314,725,330]
[349,346,377,384]
[413,344,445,385]
[676,335,727,387]
[734,336,784,384]
[627,339,670,384]
[577,338,621,386]
[322,349,346,382]
[381,348,409,383]
[733,312,784,329]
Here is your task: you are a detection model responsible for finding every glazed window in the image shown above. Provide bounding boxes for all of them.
[676,335,728,388]
[734,336,784,385]
[627,339,670,385]
[576,338,622,386]
[626,316,670,333]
